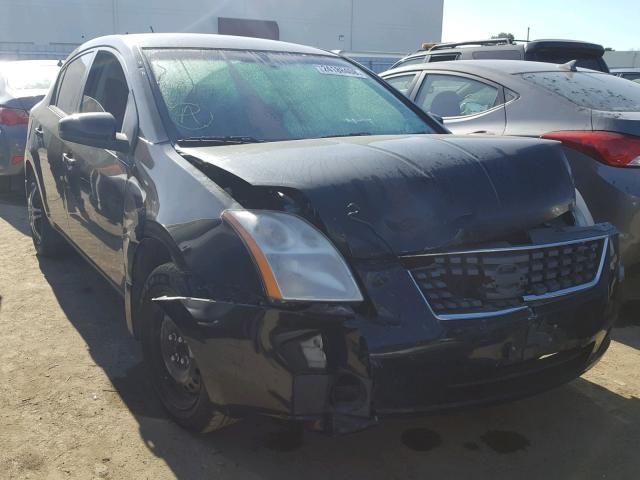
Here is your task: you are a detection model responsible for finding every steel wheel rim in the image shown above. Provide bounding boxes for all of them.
[159,314,202,401]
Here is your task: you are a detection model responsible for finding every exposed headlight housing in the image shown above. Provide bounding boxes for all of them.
[222,210,363,303]
[574,189,595,227]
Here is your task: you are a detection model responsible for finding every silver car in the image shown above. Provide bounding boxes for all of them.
[381,60,640,286]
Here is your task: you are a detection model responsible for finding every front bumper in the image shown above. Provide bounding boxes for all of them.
[155,226,621,434]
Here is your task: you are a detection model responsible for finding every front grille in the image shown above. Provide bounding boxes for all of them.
[410,237,606,318]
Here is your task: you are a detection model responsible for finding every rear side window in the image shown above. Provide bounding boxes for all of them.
[521,71,640,112]
[81,51,129,131]
[385,73,418,96]
[416,74,500,117]
[427,53,459,62]
[53,54,92,114]
[393,55,427,68]
[473,50,522,60]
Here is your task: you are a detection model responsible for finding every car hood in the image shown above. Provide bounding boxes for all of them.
[180,135,575,258]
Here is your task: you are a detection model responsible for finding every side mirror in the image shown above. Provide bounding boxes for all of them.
[58,112,129,153]
[428,112,444,124]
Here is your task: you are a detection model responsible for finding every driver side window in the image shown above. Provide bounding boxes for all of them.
[416,74,500,118]
[80,51,129,131]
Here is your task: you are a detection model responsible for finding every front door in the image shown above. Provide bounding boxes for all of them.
[39,52,94,227]
[62,50,134,288]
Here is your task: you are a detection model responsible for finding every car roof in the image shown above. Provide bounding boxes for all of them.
[405,38,602,55]
[75,33,334,57]
[382,59,607,78]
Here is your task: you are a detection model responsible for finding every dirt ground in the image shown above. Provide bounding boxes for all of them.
[1,190,639,480]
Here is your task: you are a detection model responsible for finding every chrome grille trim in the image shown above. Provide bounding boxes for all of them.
[408,235,609,321]
[401,235,609,259]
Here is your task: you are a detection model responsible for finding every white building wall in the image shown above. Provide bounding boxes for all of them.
[604,51,640,69]
[0,0,443,59]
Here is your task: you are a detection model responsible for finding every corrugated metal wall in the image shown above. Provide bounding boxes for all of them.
[0,0,443,60]
[604,51,640,69]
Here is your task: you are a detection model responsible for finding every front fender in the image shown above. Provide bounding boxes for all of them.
[123,141,267,335]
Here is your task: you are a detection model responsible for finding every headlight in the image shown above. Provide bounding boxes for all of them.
[222,210,363,302]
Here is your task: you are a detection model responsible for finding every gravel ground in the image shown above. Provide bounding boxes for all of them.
[1,190,639,480]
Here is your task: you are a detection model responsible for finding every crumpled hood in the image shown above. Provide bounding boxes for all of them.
[181,135,575,258]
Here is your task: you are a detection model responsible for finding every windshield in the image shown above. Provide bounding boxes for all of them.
[144,49,433,142]
[3,63,59,91]
[520,71,640,112]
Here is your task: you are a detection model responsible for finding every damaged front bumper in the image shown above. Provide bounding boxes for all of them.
[154,225,621,435]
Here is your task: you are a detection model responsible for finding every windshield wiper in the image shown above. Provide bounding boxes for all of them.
[177,136,265,146]
[320,132,374,139]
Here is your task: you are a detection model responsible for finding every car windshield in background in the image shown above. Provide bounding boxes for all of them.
[144,49,433,143]
[3,64,59,90]
[521,71,640,112]
[532,54,604,72]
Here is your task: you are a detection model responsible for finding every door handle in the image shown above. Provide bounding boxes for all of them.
[62,152,76,166]
[34,126,44,137]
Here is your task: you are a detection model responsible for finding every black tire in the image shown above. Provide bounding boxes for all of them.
[26,176,67,257]
[139,263,235,433]
[0,175,11,193]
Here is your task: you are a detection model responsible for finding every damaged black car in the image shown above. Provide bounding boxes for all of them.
[25,34,620,435]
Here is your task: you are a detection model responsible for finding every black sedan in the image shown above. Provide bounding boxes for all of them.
[25,34,620,435]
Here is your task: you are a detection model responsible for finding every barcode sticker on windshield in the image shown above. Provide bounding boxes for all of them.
[314,64,367,78]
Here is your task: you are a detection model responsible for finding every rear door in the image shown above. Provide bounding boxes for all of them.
[411,72,507,135]
[37,52,94,228]
[62,49,135,288]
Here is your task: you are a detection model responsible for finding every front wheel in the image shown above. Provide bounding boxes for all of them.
[139,263,235,433]
[27,177,66,256]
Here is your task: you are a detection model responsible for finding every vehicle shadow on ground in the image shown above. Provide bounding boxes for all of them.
[0,192,30,236]
[5,187,635,479]
[33,245,640,480]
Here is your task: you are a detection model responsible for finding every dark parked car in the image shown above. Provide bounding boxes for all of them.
[25,34,619,435]
[0,60,60,192]
[391,39,610,73]
[381,60,640,287]
[611,68,640,83]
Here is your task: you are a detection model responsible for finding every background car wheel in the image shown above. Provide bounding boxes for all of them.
[139,263,235,433]
[27,177,67,256]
